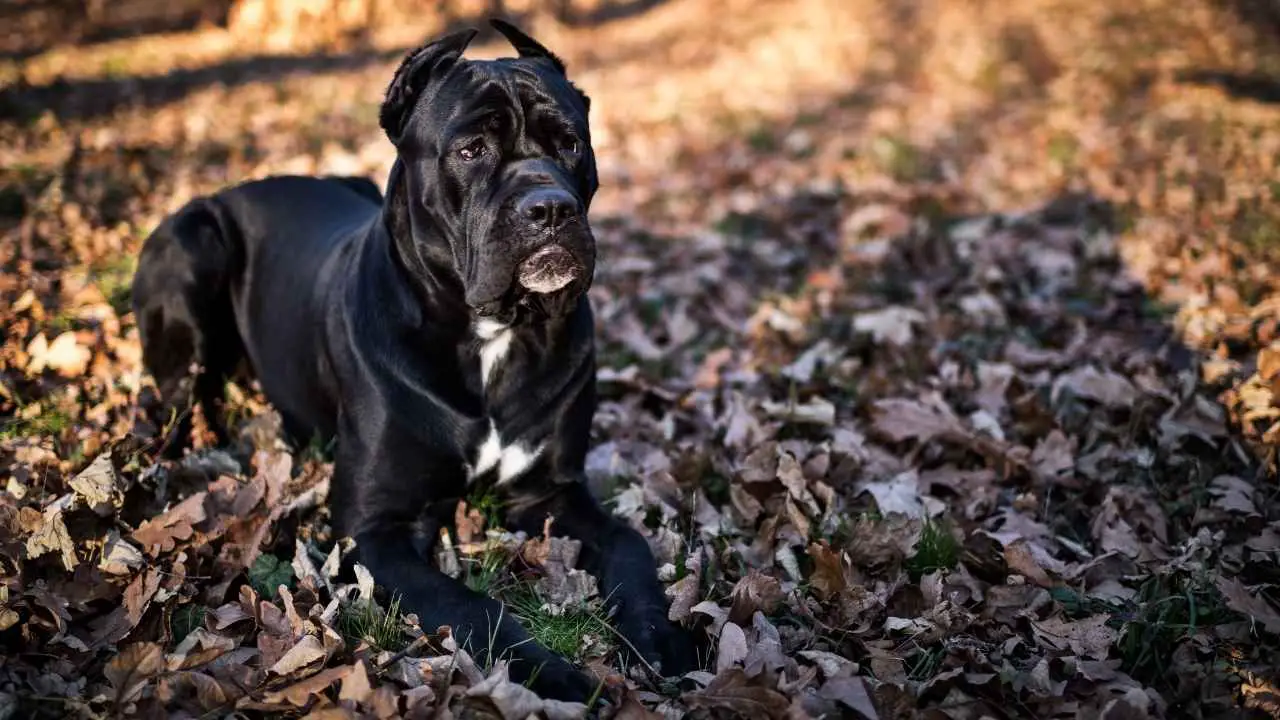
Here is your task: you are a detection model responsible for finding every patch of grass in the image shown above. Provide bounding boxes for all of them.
[90,255,137,318]
[461,540,512,597]
[746,126,778,153]
[714,210,769,241]
[1047,133,1079,169]
[0,405,73,441]
[299,432,337,463]
[247,553,295,600]
[171,604,206,644]
[465,487,504,529]
[339,595,411,652]
[905,519,961,579]
[1116,571,1231,687]
[906,645,946,681]
[505,587,613,662]
[702,473,731,506]
[871,135,928,182]
[1234,202,1280,262]
[100,55,133,78]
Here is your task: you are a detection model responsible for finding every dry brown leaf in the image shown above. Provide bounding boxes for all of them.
[269,634,329,677]
[1031,430,1075,481]
[25,331,92,377]
[818,675,879,719]
[99,531,145,575]
[1051,366,1138,407]
[68,451,124,514]
[798,650,858,679]
[1208,475,1259,516]
[167,627,238,671]
[729,568,783,624]
[870,395,966,444]
[1031,614,1117,660]
[665,550,703,623]
[1003,541,1055,588]
[716,621,749,672]
[131,491,207,557]
[853,306,926,346]
[24,500,79,571]
[683,668,790,719]
[337,660,374,705]
[1217,576,1280,635]
[105,642,165,707]
[124,568,161,627]
[261,663,353,707]
[806,542,850,601]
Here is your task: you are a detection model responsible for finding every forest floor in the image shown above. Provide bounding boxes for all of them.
[2,0,1280,717]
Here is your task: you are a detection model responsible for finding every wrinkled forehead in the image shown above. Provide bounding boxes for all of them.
[419,59,588,137]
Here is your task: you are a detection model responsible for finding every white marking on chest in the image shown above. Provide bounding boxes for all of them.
[474,319,513,388]
[470,422,544,485]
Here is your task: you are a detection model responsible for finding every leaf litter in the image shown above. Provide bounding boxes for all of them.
[3,0,1280,717]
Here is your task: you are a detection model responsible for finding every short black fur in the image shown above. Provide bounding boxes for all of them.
[132,19,693,702]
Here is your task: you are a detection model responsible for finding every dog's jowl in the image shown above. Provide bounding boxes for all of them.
[132,19,693,701]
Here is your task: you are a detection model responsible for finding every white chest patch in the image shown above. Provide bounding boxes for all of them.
[474,319,513,388]
[469,422,543,485]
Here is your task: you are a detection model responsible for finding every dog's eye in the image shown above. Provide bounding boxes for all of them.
[458,139,486,161]
[561,138,581,159]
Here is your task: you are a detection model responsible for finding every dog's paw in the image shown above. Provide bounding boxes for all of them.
[616,599,698,678]
[511,653,599,704]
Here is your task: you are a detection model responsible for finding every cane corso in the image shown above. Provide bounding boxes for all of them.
[131,19,692,701]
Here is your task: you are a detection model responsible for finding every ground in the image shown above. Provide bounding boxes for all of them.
[2,0,1280,718]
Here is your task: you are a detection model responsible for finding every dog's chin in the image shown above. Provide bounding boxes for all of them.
[469,282,587,324]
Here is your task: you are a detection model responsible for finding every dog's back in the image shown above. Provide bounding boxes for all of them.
[132,175,381,454]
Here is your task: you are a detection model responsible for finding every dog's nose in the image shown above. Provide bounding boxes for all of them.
[518,188,579,230]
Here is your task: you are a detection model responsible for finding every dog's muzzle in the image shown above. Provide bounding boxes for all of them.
[517,245,581,294]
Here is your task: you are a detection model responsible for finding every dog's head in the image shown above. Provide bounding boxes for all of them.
[381,20,598,323]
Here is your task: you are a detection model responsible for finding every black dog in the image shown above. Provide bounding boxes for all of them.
[131,20,691,701]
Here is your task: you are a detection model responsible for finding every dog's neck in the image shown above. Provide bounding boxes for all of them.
[382,160,472,328]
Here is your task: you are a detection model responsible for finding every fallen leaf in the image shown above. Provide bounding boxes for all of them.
[26,331,92,377]
[1052,366,1138,407]
[870,395,966,444]
[262,663,354,707]
[683,668,790,719]
[131,491,207,557]
[728,568,783,623]
[25,499,79,571]
[105,642,165,707]
[1032,614,1117,660]
[167,627,238,671]
[125,568,161,626]
[716,621,749,672]
[666,551,703,623]
[1217,577,1280,634]
[806,542,850,601]
[269,634,328,677]
[99,531,145,575]
[798,650,858,679]
[859,470,927,519]
[1003,541,1055,588]
[68,451,123,514]
[853,306,926,346]
[818,675,879,719]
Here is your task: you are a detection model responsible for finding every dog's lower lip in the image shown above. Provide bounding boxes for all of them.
[517,245,580,294]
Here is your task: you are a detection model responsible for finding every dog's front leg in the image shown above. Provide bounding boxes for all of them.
[508,482,696,677]
[351,522,598,700]
[331,412,597,701]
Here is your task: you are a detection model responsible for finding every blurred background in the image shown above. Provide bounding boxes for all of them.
[1,0,1278,292]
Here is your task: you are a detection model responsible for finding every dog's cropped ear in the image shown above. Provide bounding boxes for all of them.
[381,28,479,142]
[490,19,566,74]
